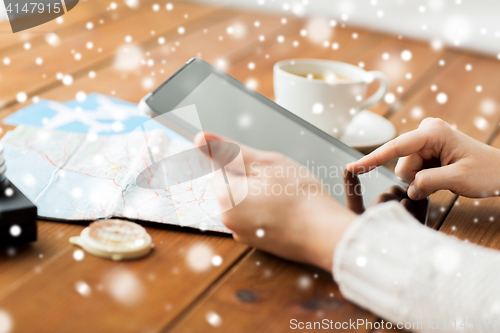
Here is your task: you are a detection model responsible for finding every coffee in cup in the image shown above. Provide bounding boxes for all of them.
[273,59,389,139]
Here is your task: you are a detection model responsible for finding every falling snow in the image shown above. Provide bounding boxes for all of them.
[443,16,471,45]
[72,188,82,198]
[75,281,91,297]
[432,246,461,273]
[16,92,27,103]
[216,59,228,70]
[384,93,395,104]
[62,75,73,86]
[211,255,223,266]
[9,225,21,237]
[238,114,253,127]
[206,311,222,327]
[45,33,61,47]
[473,116,488,131]
[245,78,258,90]
[431,39,443,50]
[356,256,367,267]
[76,91,87,102]
[0,310,13,333]
[411,106,424,119]
[104,268,144,306]
[305,18,332,44]
[298,275,312,289]
[73,249,85,261]
[4,188,13,197]
[480,98,496,115]
[187,243,214,271]
[125,0,139,9]
[312,103,324,114]
[142,77,155,90]
[436,92,448,104]
[114,45,143,71]
[401,50,412,61]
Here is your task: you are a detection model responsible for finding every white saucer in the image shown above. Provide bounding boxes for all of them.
[340,110,396,153]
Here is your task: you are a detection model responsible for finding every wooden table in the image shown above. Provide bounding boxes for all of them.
[1,1,499,332]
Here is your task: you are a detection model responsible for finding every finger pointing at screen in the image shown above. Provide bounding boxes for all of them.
[346,117,500,200]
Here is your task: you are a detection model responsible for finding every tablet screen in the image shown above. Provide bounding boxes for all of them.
[146,65,401,207]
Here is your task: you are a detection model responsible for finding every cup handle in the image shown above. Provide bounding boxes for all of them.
[360,71,389,110]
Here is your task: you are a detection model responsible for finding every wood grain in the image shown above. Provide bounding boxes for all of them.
[347,35,447,116]
[0,0,220,107]
[168,250,377,333]
[0,221,248,333]
[389,51,500,142]
[0,0,104,53]
[226,24,387,100]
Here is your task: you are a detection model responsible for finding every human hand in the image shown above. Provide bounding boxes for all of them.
[346,118,500,200]
[194,132,356,272]
[343,170,428,224]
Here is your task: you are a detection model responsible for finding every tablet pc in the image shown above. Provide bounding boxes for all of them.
[139,58,428,223]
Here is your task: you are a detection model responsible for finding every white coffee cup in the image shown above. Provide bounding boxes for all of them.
[273,59,389,138]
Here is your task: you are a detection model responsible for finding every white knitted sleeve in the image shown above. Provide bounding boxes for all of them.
[333,201,500,333]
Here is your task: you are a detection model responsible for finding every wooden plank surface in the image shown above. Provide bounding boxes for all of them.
[168,250,376,333]
[1,0,500,332]
[0,0,104,52]
[1,223,248,332]
[226,25,387,100]
[0,0,220,108]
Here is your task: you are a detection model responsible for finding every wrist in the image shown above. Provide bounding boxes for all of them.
[482,145,500,197]
[310,206,356,272]
[491,147,500,195]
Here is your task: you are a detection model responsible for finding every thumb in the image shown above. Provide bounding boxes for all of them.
[194,132,270,172]
[408,165,458,200]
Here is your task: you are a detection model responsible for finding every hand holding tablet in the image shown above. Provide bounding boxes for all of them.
[140,58,418,217]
